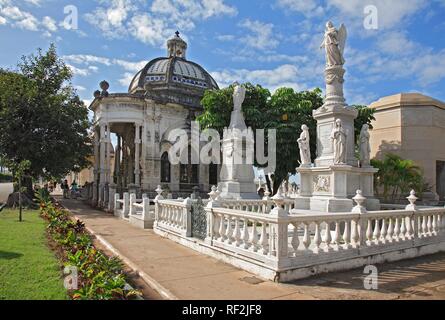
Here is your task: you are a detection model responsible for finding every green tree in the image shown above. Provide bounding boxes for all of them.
[371,154,424,202]
[199,84,375,195]
[0,44,92,197]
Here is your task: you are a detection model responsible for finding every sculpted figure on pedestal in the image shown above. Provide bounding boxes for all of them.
[297,124,311,166]
[359,124,371,167]
[320,21,347,67]
[233,83,246,112]
[330,119,347,164]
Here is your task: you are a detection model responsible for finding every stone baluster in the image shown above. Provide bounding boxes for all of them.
[114,193,120,216]
[226,215,233,244]
[432,214,437,235]
[421,215,427,238]
[394,217,400,241]
[352,190,366,247]
[219,214,226,241]
[352,218,360,247]
[259,222,269,255]
[129,193,136,216]
[324,222,332,251]
[291,223,300,254]
[242,218,250,249]
[373,219,380,244]
[427,215,432,236]
[250,220,258,251]
[302,223,311,251]
[183,198,192,237]
[234,218,242,246]
[366,218,373,244]
[313,222,322,253]
[154,185,164,227]
[332,221,340,245]
[122,192,130,218]
[380,218,387,243]
[400,215,406,240]
[343,220,351,248]
[387,217,394,243]
[406,190,418,239]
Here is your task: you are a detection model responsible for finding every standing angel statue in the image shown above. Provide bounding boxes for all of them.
[320,21,347,67]
[359,124,371,167]
[233,83,246,112]
[330,119,347,164]
[297,124,311,166]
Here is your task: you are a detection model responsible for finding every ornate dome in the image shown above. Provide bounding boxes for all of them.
[128,32,219,109]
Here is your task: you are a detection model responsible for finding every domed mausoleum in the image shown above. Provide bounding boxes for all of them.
[89,33,220,207]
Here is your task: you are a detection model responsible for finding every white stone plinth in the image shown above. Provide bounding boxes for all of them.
[296,165,380,212]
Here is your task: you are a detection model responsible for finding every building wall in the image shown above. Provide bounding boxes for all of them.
[369,93,445,198]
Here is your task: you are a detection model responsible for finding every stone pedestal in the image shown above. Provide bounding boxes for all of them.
[313,105,358,167]
[296,165,380,212]
[218,90,259,200]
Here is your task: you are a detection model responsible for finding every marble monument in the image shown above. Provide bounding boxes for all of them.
[296,22,380,212]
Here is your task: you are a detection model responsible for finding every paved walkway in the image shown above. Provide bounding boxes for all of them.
[58,197,445,300]
[0,183,13,203]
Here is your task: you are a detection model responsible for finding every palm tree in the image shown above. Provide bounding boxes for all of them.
[371,154,423,202]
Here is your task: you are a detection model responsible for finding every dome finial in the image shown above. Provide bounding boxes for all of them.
[167,31,187,59]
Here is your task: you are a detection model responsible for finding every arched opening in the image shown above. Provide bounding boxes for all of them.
[161,152,171,183]
[209,163,218,186]
[180,146,199,190]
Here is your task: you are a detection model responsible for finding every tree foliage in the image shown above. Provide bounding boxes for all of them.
[0,44,92,184]
[198,83,375,194]
[371,153,424,202]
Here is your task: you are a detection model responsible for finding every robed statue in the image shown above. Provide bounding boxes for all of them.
[359,124,371,167]
[233,83,246,112]
[320,21,347,67]
[330,119,347,164]
[297,124,311,166]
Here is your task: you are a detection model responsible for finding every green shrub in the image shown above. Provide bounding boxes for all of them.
[38,198,140,300]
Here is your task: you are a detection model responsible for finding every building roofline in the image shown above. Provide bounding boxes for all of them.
[370,93,445,111]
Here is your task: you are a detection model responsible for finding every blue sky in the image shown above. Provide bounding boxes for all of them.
[1,0,445,108]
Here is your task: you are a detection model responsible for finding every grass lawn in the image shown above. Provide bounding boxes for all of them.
[0,209,67,300]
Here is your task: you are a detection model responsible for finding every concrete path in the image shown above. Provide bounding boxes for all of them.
[58,197,445,300]
[0,183,13,203]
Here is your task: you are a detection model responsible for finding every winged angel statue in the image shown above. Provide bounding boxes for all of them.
[320,21,347,67]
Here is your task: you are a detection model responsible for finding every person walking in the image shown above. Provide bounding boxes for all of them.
[62,179,69,199]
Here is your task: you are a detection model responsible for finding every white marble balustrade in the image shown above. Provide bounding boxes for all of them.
[155,199,192,237]
[205,205,445,270]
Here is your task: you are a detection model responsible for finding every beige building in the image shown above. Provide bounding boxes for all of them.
[369,93,445,200]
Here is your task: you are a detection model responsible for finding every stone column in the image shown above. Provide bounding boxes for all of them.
[92,132,99,206]
[115,135,121,186]
[106,124,112,183]
[134,124,141,186]
[141,122,147,190]
[99,124,106,207]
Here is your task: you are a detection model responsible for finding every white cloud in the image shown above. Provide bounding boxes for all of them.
[376,31,416,55]
[239,19,279,50]
[0,3,60,35]
[211,64,303,91]
[67,64,92,77]
[216,34,235,41]
[42,16,57,32]
[86,0,237,46]
[276,0,324,16]
[118,72,135,87]
[327,0,427,30]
